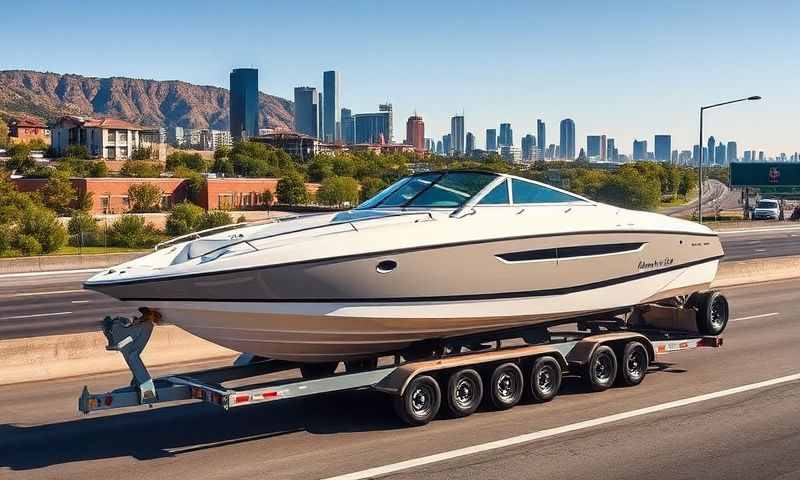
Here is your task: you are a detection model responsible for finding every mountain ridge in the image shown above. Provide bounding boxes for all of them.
[0,69,294,131]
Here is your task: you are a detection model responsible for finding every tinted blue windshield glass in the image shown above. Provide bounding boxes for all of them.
[356,172,498,209]
[511,178,583,204]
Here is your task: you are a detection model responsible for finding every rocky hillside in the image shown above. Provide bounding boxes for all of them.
[0,70,293,130]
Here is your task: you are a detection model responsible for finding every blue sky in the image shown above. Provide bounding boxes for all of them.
[3,0,797,155]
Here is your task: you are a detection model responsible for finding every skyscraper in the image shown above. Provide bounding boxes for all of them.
[405,115,425,152]
[707,136,716,165]
[715,142,727,166]
[229,68,259,140]
[559,119,575,160]
[451,115,465,155]
[693,144,701,165]
[341,108,354,144]
[318,92,324,141]
[499,123,513,147]
[521,134,536,162]
[486,129,497,151]
[293,87,319,138]
[436,140,443,155]
[536,119,546,158]
[442,134,452,155]
[353,110,391,144]
[425,138,434,152]
[600,134,607,162]
[727,141,738,163]
[322,70,340,143]
[587,135,602,159]
[654,135,672,162]
[466,132,475,154]
[379,103,393,143]
[633,140,647,161]
[606,138,616,162]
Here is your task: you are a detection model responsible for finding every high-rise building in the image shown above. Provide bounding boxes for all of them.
[715,142,726,166]
[405,115,425,151]
[353,110,391,144]
[293,87,319,138]
[442,134,452,155]
[341,108,354,144]
[633,140,647,161]
[693,144,701,165]
[451,115,465,155]
[587,135,602,159]
[229,68,259,140]
[607,138,616,162]
[559,119,575,160]
[671,150,679,163]
[600,134,607,162]
[318,92,324,141]
[654,135,672,162]
[425,138,435,152]
[379,103,393,143]
[436,140,443,155]
[536,119,546,158]
[727,141,738,163]
[547,144,556,160]
[521,134,536,162]
[486,129,497,151]
[499,123,513,146]
[500,146,522,163]
[322,71,340,142]
[758,151,765,162]
[743,150,752,162]
[707,136,716,165]
[466,132,475,154]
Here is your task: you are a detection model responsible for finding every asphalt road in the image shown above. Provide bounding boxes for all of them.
[661,179,733,217]
[1,278,798,479]
[0,224,799,340]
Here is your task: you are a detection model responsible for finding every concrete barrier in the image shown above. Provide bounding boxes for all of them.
[0,252,145,275]
[0,256,798,386]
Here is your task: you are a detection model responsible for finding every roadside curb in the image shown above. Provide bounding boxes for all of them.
[0,252,146,275]
[0,256,798,386]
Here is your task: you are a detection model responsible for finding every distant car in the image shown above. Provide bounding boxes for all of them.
[752,199,780,220]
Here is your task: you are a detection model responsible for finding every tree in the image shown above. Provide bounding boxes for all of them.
[276,172,310,206]
[165,202,206,236]
[261,189,274,214]
[6,144,35,175]
[211,157,234,176]
[19,205,67,253]
[120,160,162,177]
[128,183,162,213]
[64,145,90,159]
[108,215,161,248]
[167,151,207,172]
[68,211,101,247]
[316,176,360,207]
[130,146,153,161]
[179,170,206,204]
[359,177,386,202]
[202,210,233,230]
[307,156,335,182]
[0,121,8,147]
[214,145,231,161]
[596,168,661,211]
[15,234,42,256]
[41,172,75,214]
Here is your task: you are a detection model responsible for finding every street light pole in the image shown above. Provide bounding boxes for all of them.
[697,95,761,224]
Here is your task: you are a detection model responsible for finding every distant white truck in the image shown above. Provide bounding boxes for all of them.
[752,199,780,220]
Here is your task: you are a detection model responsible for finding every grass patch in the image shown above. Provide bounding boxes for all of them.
[55,246,148,256]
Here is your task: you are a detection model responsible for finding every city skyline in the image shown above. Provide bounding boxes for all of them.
[1,0,795,155]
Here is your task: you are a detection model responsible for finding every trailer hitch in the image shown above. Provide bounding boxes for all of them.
[102,308,160,404]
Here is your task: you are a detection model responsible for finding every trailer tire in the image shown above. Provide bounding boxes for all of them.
[585,345,617,392]
[695,291,729,335]
[299,362,338,379]
[394,375,441,426]
[487,362,524,410]
[446,368,483,417]
[617,341,649,387]
[527,356,562,403]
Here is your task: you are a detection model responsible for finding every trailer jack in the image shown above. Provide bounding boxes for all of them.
[102,312,157,404]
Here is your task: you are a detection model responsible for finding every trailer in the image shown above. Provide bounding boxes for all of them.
[79,296,727,426]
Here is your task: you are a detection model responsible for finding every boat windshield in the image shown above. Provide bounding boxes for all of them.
[356,171,498,209]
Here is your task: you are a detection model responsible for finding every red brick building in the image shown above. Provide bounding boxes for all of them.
[8,117,49,144]
[405,115,425,153]
[12,177,319,214]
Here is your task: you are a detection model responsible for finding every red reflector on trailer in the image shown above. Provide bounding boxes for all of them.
[263,391,279,398]
[234,394,250,404]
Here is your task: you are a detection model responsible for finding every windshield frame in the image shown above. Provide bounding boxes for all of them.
[355,171,499,210]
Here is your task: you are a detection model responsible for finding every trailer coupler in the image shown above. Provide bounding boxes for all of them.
[102,311,157,404]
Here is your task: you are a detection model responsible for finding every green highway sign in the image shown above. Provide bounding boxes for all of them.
[730,162,800,187]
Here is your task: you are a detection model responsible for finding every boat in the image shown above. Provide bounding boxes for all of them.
[84,170,725,363]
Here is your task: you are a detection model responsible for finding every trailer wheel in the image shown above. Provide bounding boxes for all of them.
[585,345,617,392]
[394,375,441,426]
[488,362,524,410]
[527,356,562,403]
[696,291,729,335]
[446,368,483,417]
[299,362,338,379]
[617,341,649,387]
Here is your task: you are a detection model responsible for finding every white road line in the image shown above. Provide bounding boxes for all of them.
[0,311,73,320]
[718,226,800,235]
[71,300,90,304]
[732,312,780,322]
[323,372,800,480]
[14,289,87,297]
[754,249,767,252]
[0,268,103,279]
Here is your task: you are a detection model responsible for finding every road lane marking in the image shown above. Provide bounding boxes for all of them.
[719,226,800,235]
[0,311,72,320]
[0,268,103,279]
[14,289,87,297]
[753,249,767,252]
[323,372,800,480]
[71,300,90,304]
[732,312,780,322]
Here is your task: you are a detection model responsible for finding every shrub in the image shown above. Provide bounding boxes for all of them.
[108,215,160,248]
[15,234,42,256]
[68,211,101,247]
[128,183,162,212]
[131,146,154,161]
[203,210,233,230]
[20,206,67,253]
[64,145,90,159]
[276,172,310,206]
[165,202,205,237]
[237,215,247,223]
